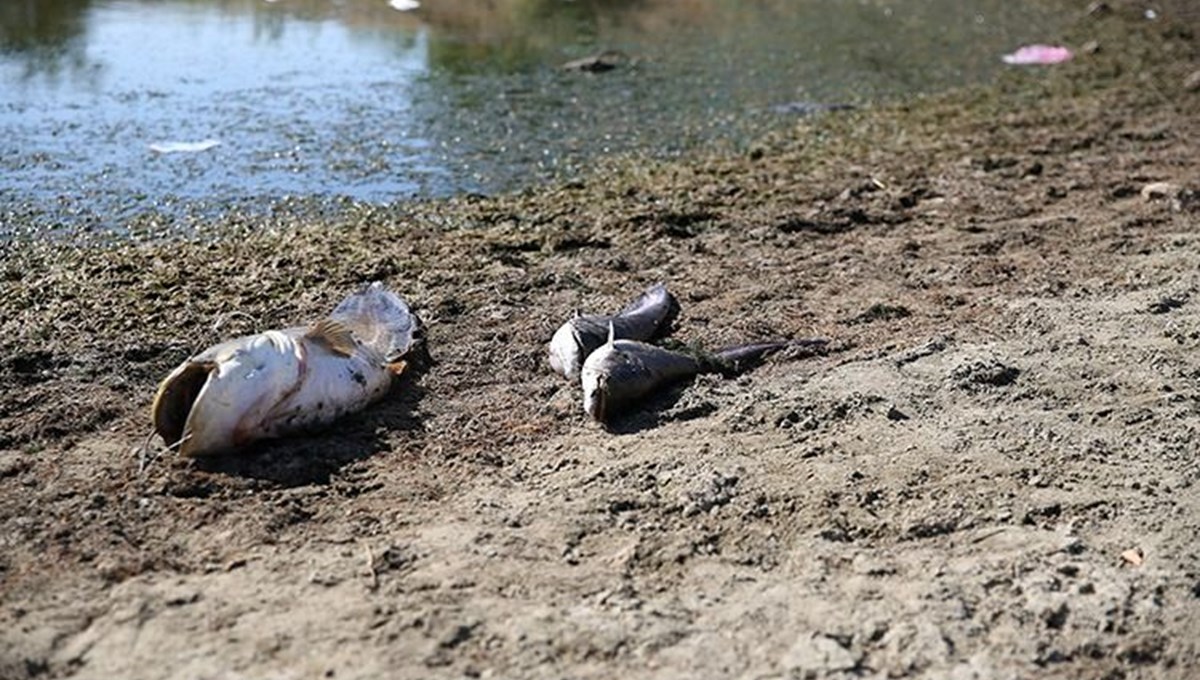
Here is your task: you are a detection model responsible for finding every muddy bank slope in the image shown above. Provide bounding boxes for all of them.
[2,3,1199,679]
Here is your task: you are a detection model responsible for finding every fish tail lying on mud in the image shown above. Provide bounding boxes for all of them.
[548,282,679,380]
[708,338,828,375]
[151,282,420,457]
[330,281,420,362]
[581,330,826,422]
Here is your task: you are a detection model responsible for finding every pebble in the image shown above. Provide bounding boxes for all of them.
[1185,70,1200,92]
[781,633,860,673]
[1141,181,1181,201]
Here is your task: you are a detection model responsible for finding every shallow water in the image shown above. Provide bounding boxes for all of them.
[0,0,1066,239]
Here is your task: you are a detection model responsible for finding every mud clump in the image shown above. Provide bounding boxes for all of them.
[950,358,1021,390]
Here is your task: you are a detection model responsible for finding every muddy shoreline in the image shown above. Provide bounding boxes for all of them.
[3,3,1200,679]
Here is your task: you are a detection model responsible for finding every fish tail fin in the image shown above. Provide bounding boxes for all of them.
[620,282,681,339]
[331,281,420,361]
[711,338,828,376]
[654,288,682,340]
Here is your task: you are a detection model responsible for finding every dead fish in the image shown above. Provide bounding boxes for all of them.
[581,326,825,422]
[548,282,680,381]
[151,282,420,457]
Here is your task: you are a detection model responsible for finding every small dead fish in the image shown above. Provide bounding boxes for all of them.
[581,327,825,422]
[152,282,420,457]
[548,282,680,381]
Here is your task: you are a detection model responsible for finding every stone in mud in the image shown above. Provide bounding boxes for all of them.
[682,472,739,517]
[780,633,860,674]
[1141,181,1181,201]
[1184,69,1200,92]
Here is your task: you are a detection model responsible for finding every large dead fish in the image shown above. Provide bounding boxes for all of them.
[151,282,420,457]
[581,325,825,422]
[548,282,680,380]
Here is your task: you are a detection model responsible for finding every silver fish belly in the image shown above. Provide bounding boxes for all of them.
[152,282,417,457]
[549,282,679,380]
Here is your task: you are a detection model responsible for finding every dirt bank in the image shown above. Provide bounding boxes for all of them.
[2,2,1199,678]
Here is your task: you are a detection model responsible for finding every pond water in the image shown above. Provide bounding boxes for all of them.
[0,0,1066,239]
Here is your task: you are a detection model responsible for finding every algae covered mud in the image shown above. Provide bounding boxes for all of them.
[0,0,1066,238]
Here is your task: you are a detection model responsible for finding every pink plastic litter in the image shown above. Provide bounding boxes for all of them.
[1001,45,1074,66]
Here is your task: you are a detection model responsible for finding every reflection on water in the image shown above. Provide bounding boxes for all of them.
[0,0,1066,238]
[0,0,92,82]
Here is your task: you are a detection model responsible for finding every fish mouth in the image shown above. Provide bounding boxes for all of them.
[584,374,609,422]
[151,361,216,450]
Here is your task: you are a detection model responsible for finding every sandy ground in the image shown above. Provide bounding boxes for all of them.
[2,3,1200,679]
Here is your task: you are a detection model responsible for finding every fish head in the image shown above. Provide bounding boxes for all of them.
[154,332,303,457]
[548,319,586,380]
[580,326,619,421]
[152,359,216,452]
[580,360,609,422]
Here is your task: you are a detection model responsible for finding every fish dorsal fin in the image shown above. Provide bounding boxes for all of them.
[307,319,357,357]
[607,321,616,347]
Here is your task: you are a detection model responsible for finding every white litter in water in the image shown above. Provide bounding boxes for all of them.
[1001,45,1073,66]
[388,0,420,11]
[149,139,222,154]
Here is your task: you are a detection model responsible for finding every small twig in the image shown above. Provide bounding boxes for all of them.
[137,430,160,474]
[972,527,1008,544]
[137,431,190,474]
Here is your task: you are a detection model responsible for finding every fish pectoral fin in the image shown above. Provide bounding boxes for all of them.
[386,360,408,376]
[307,318,358,357]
